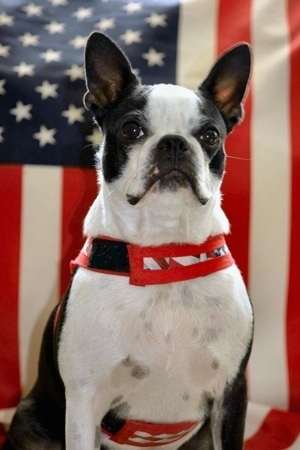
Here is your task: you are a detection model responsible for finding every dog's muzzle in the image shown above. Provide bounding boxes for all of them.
[126,135,209,206]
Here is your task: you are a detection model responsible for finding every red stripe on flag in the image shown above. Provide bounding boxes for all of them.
[0,165,22,407]
[287,0,300,412]
[245,409,300,449]
[216,0,252,284]
[60,168,97,296]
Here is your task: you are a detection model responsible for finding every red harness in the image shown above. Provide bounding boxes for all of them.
[58,234,233,446]
[101,419,200,447]
[71,234,234,286]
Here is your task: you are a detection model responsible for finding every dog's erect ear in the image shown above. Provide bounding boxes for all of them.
[84,32,139,113]
[200,43,251,130]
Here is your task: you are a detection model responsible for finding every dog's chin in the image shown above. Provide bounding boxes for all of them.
[126,171,209,206]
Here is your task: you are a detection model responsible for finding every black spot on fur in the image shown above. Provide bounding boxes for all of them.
[211,359,220,370]
[131,365,151,379]
[122,356,150,379]
[122,356,134,368]
[111,395,124,407]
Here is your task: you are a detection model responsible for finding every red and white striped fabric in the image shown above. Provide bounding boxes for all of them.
[1,0,300,448]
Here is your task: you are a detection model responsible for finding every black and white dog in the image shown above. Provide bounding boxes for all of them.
[4,33,253,450]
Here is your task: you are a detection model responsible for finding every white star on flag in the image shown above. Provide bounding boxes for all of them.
[0,12,14,26]
[40,49,62,63]
[145,13,167,28]
[123,2,142,13]
[95,18,116,31]
[69,35,88,49]
[12,62,35,77]
[18,32,39,47]
[49,0,68,5]
[44,21,65,34]
[0,80,6,95]
[72,7,93,20]
[142,48,165,67]
[50,0,68,6]
[33,125,56,147]
[85,127,103,148]
[0,127,4,143]
[10,101,33,122]
[35,80,59,99]
[120,30,142,45]
[22,2,43,17]
[62,104,85,124]
[0,44,10,58]
[64,64,84,81]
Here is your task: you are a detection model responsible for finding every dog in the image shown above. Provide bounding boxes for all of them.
[4,32,253,450]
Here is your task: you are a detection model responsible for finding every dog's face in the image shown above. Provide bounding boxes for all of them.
[91,83,228,208]
[84,33,251,211]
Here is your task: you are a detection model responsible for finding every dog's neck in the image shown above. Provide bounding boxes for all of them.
[84,182,230,246]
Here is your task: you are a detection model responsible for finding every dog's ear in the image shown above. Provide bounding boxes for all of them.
[199,43,251,130]
[84,32,139,113]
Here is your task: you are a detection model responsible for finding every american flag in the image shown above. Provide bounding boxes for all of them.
[0,0,300,448]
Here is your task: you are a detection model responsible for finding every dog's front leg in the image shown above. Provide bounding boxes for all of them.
[210,373,248,450]
[65,395,100,450]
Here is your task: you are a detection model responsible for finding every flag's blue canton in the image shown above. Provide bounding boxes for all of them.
[0,1,179,166]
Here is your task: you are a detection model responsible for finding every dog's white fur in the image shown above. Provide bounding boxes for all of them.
[57,84,253,450]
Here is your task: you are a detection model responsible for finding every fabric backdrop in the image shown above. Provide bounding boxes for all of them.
[0,0,300,448]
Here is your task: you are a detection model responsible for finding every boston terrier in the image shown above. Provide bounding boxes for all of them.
[4,32,253,450]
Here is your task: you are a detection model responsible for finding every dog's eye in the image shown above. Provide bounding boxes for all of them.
[122,122,144,140]
[200,129,219,146]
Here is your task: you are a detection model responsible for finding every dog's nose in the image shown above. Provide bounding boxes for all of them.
[157,135,189,161]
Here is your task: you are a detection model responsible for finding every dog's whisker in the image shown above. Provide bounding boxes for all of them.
[80,143,101,151]
[227,155,250,161]
[104,188,115,200]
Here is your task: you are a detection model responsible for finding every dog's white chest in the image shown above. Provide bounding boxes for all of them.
[59,266,252,428]
[107,305,228,424]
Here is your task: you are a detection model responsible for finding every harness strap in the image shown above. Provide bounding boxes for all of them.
[101,416,200,447]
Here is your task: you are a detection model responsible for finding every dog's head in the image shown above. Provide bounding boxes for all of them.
[83,33,251,241]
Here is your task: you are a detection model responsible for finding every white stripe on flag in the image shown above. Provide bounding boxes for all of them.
[19,165,62,395]
[244,401,271,440]
[0,407,16,427]
[177,0,218,88]
[248,0,291,409]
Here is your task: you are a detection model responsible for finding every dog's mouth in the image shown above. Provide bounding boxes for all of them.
[126,169,208,206]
